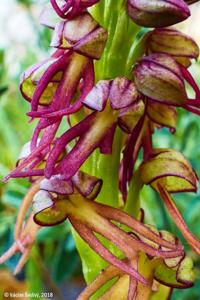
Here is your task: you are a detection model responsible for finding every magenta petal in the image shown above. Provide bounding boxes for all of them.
[57,130,98,179]
[31,118,60,150]
[29,59,94,119]
[120,116,145,200]
[40,175,74,195]
[51,21,65,48]
[20,60,47,102]
[28,102,82,119]
[127,275,137,300]
[50,0,99,19]
[109,77,138,110]
[31,51,70,111]
[50,0,69,19]
[44,113,96,178]
[83,80,110,111]
[179,63,200,98]
[7,169,44,179]
[4,140,51,182]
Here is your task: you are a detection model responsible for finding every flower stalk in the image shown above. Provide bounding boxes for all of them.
[1,0,200,299]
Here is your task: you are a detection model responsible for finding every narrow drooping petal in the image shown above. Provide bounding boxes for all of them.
[29,59,94,119]
[94,202,182,251]
[15,182,40,241]
[44,112,97,179]
[77,264,123,300]
[120,115,145,200]
[0,214,40,275]
[179,63,200,98]
[30,51,71,111]
[70,218,148,284]
[4,140,51,181]
[158,185,200,255]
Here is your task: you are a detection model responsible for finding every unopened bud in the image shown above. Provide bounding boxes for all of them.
[146,28,199,67]
[133,53,187,106]
[127,0,190,27]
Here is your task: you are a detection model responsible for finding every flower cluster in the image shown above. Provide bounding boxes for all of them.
[1,0,200,299]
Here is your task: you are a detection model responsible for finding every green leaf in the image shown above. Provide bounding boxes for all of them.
[26,247,43,298]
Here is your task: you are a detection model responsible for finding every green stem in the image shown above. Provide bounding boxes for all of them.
[72,0,145,289]
[124,170,143,218]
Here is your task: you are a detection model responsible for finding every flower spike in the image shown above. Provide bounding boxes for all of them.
[3,0,200,297]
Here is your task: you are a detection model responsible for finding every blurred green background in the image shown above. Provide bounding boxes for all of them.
[0,1,200,299]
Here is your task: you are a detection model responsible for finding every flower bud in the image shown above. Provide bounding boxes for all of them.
[147,100,177,129]
[133,53,187,106]
[146,29,199,67]
[118,100,145,133]
[127,0,190,27]
[51,13,108,59]
[83,77,138,111]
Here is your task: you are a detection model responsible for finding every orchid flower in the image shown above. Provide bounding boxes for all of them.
[6,77,142,181]
[31,175,183,284]
[139,148,200,255]
[1,173,183,282]
[22,11,106,153]
[79,227,194,300]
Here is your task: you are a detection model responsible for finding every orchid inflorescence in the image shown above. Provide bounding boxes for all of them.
[1,0,200,299]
